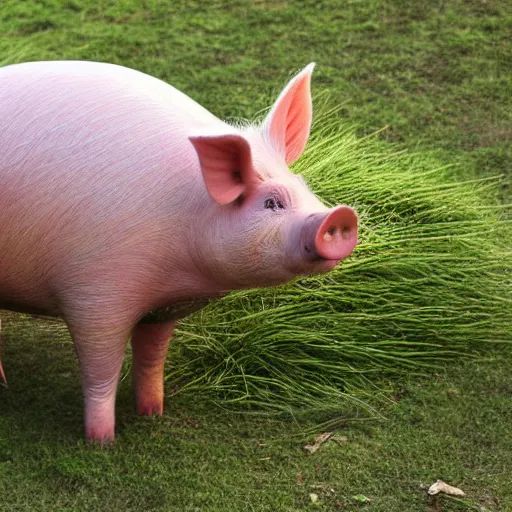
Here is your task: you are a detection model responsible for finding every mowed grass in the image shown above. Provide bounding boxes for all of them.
[0,1,511,511]
[2,327,512,511]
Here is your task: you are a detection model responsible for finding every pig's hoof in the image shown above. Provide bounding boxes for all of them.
[137,402,164,416]
[85,427,115,445]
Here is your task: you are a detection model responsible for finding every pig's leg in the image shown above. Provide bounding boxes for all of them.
[68,318,132,443]
[131,321,175,416]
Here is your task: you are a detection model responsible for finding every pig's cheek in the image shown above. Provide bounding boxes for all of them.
[252,220,289,272]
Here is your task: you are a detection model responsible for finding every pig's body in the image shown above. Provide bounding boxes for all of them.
[1,61,230,318]
[0,61,358,441]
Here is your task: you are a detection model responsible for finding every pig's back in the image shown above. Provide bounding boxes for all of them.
[0,60,224,215]
[0,60,223,186]
[0,60,219,131]
[0,59,221,232]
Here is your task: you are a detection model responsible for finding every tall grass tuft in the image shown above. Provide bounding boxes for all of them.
[167,110,511,418]
[2,110,510,420]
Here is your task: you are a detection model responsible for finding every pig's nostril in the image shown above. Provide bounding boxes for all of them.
[323,224,354,244]
[322,226,340,243]
[323,226,337,243]
[341,226,352,239]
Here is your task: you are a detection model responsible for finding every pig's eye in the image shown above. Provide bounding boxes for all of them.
[264,197,285,211]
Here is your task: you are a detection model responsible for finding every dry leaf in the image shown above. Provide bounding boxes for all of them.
[428,479,465,496]
[303,432,333,453]
[352,494,372,503]
[309,493,319,504]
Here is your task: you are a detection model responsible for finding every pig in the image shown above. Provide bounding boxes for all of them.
[0,61,358,442]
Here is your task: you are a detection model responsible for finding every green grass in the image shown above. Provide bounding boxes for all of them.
[1,1,511,511]
[2,334,512,511]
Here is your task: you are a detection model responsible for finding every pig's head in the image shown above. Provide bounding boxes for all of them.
[189,63,358,289]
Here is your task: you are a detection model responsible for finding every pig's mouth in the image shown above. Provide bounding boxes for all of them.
[301,246,341,272]
[312,256,342,271]
[297,255,342,276]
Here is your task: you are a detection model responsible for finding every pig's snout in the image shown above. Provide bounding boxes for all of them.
[301,206,358,262]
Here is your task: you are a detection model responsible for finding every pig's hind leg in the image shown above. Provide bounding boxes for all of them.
[130,321,175,416]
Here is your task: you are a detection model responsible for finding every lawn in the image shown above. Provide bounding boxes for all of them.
[1,1,511,511]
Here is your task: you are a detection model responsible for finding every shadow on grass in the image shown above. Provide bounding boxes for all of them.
[0,314,145,444]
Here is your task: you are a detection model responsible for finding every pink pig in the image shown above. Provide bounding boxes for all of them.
[0,61,358,441]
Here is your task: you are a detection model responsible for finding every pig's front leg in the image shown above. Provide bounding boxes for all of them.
[131,321,175,416]
[68,317,133,443]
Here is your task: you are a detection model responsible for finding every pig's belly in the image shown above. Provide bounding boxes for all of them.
[139,297,222,324]
[0,300,59,318]
[0,297,223,325]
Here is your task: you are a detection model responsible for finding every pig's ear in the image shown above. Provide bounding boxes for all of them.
[263,63,315,165]
[189,134,254,205]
